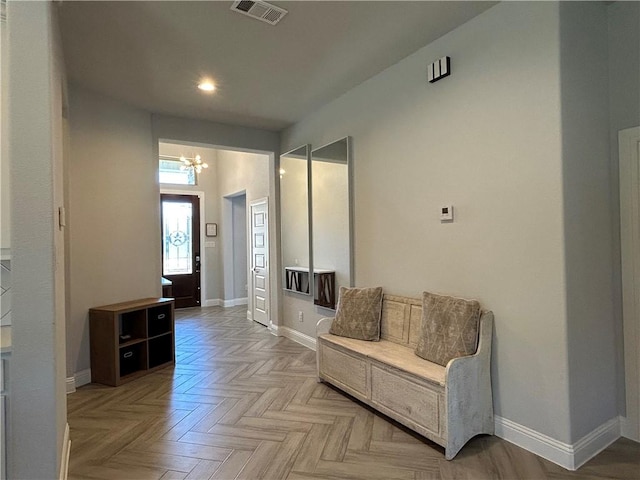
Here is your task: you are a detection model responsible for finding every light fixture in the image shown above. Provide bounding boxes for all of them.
[180,154,209,174]
[197,80,216,92]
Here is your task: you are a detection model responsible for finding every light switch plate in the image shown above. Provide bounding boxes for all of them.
[440,205,454,222]
[428,56,451,83]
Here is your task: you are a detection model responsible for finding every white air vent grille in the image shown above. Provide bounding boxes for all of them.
[231,0,287,26]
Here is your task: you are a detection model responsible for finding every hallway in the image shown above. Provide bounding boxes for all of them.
[67,307,639,479]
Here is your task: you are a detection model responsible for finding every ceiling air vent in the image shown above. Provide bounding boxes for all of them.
[230,0,287,26]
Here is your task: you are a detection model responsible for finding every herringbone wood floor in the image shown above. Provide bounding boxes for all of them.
[68,306,640,480]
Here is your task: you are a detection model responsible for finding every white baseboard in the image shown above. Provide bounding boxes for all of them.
[75,368,92,388]
[495,415,620,471]
[572,417,620,469]
[223,297,248,307]
[65,376,75,394]
[202,298,222,307]
[278,326,316,351]
[268,322,279,336]
[59,423,70,480]
[620,415,639,442]
[67,369,92,393]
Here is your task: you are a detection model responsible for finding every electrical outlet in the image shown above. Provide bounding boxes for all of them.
[298,311,304,322]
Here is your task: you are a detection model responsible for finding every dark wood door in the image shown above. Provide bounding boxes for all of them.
[161,194,201,308]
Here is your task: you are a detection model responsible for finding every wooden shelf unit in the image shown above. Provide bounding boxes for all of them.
[89,297,175,386]
[284,267,336,309]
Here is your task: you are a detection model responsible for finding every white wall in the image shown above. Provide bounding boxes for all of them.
[608,1,640,421]
[0,0,10,329]
[152,114,280,155]
[218,150,270,309]
[67,86,159,375]
[559,2,617,442]
[282,2,575,443]
[0,5,8,253]
[8,3,67,477]
[232,194,247,299]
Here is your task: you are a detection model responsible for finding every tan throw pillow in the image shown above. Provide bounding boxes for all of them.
[415,292,481,366]
[329,287,383,341]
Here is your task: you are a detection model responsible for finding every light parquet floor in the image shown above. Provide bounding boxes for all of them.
[68,306,640,480]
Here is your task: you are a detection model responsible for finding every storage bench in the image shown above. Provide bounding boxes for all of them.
[316,294,494,460]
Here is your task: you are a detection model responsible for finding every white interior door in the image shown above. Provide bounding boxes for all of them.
[620,126,640,441]
[250,198,269,327]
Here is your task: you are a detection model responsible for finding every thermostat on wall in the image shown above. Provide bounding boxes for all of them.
[440,205,454,222]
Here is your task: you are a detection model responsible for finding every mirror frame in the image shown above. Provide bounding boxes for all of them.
[310,136,354,308]
[279,144,313,296]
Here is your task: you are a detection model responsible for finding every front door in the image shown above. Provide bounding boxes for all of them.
[250,199,269,326]
[161,194,201,308]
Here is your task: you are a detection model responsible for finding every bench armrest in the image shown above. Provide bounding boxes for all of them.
[316,317,334,382]
[444,311,494,459]
[316,317,334,336]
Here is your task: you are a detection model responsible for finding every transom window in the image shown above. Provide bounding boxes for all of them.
[159,157,196,185]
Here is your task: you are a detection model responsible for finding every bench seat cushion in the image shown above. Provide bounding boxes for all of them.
[319,333,446,387]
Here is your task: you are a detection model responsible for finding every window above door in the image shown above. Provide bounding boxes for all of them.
[159,157,196,186]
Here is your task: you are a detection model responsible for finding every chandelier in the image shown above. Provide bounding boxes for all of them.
[180,154,208,174]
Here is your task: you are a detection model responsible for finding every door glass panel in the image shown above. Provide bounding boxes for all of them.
[162,201,193,275]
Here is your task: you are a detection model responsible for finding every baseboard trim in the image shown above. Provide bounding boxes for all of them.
[65,376,75,394]
[620,415,639,442]
[74,369,91,389]
[279,326,316,351]
[495,415,620,470]
[203,299,222,307]
[268,323,279,336]
[572,417,621,469]
[223,297,248,307]
[59,423,70,480]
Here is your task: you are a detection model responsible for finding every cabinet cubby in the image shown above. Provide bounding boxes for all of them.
[149,334,173,369]
[148,304,172,338]
[284,267,336,309]
[90,298,175,386]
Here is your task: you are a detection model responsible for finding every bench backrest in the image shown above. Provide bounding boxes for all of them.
[380,294,424,348]
[380,293,489,352]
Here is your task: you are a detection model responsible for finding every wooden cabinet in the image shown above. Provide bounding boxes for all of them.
[89,298,175,386]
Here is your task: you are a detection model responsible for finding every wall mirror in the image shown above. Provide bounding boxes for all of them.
[311,137,352,309]
[280,145,312,296]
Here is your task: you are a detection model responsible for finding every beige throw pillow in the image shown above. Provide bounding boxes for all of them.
[415,292,481,366]
[329,287,383,341]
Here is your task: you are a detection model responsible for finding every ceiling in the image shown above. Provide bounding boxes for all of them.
[58,1,497,132]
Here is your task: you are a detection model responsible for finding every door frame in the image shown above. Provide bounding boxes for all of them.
[160,188,206,307]
[249,197,270,327]
[619,126,640,441]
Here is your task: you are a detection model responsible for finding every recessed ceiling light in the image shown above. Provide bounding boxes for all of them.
[198,80,216,93]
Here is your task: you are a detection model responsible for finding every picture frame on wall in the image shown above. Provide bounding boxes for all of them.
[206,223,217,237]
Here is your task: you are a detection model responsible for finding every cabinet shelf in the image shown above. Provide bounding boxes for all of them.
[148,331,173,341]
[90,298,175,386]
[118,338,147,349]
